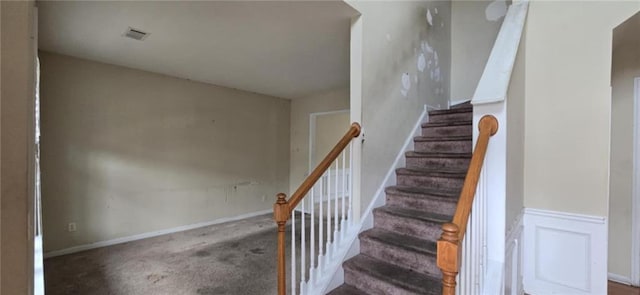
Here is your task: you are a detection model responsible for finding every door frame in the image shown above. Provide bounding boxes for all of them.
[308,109,350,173]
[632,77,640,286]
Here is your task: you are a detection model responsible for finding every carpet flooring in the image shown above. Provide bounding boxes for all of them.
[44,213,306,295]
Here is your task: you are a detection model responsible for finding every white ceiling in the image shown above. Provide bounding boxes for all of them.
[37,1,356,99]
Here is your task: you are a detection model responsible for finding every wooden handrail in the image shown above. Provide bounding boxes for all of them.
[437,115,498,295]
[273,122,361,295]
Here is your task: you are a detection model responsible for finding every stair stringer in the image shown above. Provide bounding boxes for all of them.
[320,105,431,294]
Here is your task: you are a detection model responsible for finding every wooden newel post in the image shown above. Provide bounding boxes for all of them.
[274,193,290,295]
[437,222,461,295]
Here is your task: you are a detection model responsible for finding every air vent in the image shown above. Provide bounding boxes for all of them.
[124,27,149,41]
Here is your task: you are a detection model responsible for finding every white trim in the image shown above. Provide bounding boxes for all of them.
[503,209,524,295]
[349,13,363,223]
[471,1,528,105]
[43,209,272,258]
[524,208,606,224]
[308,109,350,174]
[322,105,429,294]
[632,77,640,286]
[523,208,608,294]
[450,98,471,107]
[609,273,632,286]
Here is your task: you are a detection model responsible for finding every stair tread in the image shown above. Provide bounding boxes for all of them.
[360,228,437,256]
[375,206,452,224]
[414,135,472,142]
[450,101,472,109]
[421,120,472,128]
[396,167,467,178]
[344,255,442,294]
[327,284,369,295]
[429,107,472,116]
[405,151,472,158]
[386,185,459,200]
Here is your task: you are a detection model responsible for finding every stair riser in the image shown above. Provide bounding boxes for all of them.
[422,125,472,137]
[344,267,422,295]
[373,210,443,241]
[406,157,470,170]
[385,194,456,216]
[397,174,464,190]
[429,112,472,123]
[360,238,441,278]
[415,140,471,153]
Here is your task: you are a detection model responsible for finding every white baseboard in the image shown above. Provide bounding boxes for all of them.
[608,273,632,286]
[504,208,524,295]
[44,209,273,258]
[322,105,429,293]
[523,208,607,295]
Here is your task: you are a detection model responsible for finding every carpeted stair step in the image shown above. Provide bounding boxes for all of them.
[421,120,472,137]
[327,284,369,295]
[359,228,440,277]
[405,151,471,170]
[428,107,472,123]
[396,167,465,190]
[373,206,451,241]
[450,101,472,109]
[343,255,442,295]
[414,136,472,153]
[385,185,458,215]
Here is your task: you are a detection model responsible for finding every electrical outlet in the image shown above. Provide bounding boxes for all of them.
[68,222,77,232]
[262,195,266,202]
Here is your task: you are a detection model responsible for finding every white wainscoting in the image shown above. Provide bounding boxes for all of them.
[505,210,524,295]
[523,208,607,294]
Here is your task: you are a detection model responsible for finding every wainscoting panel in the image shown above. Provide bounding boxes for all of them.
[523,208,607,294]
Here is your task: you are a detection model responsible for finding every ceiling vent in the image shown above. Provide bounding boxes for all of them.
[124,27,149,41]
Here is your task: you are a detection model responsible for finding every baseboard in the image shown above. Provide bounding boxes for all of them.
[44,209,273,258]
[608,273,632,285]
[523,208,607,294]
[322,105,429,293]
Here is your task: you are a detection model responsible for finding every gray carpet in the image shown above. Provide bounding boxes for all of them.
[44,213,311,295]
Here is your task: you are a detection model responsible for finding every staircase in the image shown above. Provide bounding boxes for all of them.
[328,103,473,295]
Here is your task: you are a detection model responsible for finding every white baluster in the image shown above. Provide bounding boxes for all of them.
[326,168,332,260]
[300,195,306,294]
[333,161,339,252]
[348,143,353,226]
[309,185,316,288]
[318,175,324,274]
[341,151,347,239]
[291,201,296,295]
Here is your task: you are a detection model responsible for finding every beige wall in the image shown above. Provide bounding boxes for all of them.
[608,22,640,278]
[347,1,451,212]
[39,52,290,252]
[450,0,504,102]
[522,1,640,217]
[505,29,526,227]
[314,112,350,167]
[1,0,36,293]
[289,88,349,194]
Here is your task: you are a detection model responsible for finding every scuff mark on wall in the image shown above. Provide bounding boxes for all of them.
[401,72,411,97]
[418,53,427,72]
[427,9,433,26]
[485,0,507,21]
